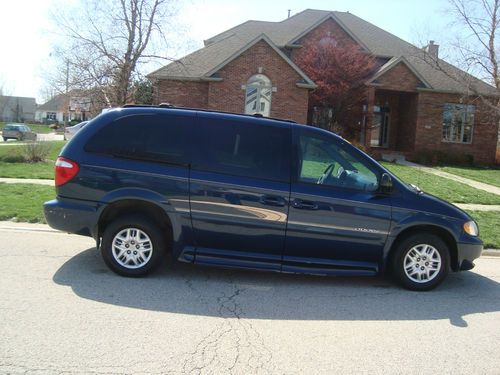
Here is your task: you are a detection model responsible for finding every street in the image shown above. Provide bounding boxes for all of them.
[0,223,499,374]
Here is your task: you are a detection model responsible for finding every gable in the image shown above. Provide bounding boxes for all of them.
[291,15,364,49]
[370,61,427,92]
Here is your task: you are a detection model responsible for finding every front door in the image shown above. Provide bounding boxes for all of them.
[189,116,291,271]
[284,128,392,275]
[370,106,390,147]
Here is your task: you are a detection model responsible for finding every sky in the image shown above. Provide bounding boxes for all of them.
[0,0,452,103]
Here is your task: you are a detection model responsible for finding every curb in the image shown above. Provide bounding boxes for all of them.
[0,221,499,256]
[483,249,500,257]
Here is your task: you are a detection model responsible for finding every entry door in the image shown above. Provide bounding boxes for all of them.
[189,116,291,271]
[284,128,392,275]
[371,107,390,147]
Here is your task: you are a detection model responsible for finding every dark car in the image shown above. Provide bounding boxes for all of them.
[43,106,482,291]
[2,123,37,141]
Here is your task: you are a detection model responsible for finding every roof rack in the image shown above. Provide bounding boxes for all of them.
[120,104,297,123]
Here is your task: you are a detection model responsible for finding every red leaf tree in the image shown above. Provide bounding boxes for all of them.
[296,40,376,139]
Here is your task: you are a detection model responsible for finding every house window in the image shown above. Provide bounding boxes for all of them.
[46,112,57,121]
[442,103,475,143]
[244,74,272,117]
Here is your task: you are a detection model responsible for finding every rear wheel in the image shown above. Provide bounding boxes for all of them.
[2,137,7,141]
[391,233,450,291]
[101,214,166,277]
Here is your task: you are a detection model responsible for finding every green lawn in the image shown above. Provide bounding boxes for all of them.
[439,166,500,188]
[0,141,65,179]
[0,183,55,223]
[465,210,500,249]
[0,122,54,134]
[382,162,500,205]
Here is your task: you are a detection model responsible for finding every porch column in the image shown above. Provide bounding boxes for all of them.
[364,87,376,149]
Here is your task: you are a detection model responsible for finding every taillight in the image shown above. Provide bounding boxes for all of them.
[55,157,80,186]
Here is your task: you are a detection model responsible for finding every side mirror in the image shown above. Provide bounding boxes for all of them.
[379,173,393,193]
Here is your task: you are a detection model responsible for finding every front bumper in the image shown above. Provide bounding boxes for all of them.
[44,198,100,238]
[456,241,483,271]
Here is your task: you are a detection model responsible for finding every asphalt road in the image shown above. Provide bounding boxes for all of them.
[0,223,499,375]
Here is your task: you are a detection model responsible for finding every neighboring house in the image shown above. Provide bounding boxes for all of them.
[149,9,499,164]
[35,93,88,123]
[0,95,37,122]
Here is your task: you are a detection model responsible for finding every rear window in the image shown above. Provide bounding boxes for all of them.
[192,117,290,182]
[85,113,190,165]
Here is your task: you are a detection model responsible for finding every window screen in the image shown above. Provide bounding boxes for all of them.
[193,118,290,182]
[85,113,190,165]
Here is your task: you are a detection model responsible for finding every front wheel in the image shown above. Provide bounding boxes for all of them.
[391,233,450,291]
[101,215,166,277]
[2,137,7,142]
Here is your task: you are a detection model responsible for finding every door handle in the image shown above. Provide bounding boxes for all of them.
[292,199,318,210]
[261,195,286,207]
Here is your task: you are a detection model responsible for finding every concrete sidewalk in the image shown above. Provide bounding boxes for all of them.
[0,177,53,186]
[399,160,500,196]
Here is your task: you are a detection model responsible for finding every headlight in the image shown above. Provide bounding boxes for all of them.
[463,221,479,236]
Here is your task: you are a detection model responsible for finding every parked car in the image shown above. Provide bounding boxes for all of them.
[65,121,89,140]
[2,123,37,141]
[43,106,482,290]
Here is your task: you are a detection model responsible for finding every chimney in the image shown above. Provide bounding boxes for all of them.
[425,40,439,59]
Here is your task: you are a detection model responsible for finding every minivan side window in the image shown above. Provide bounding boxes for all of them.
[298,131,379,192]
[85,114,190,165]
[193,118,290,182]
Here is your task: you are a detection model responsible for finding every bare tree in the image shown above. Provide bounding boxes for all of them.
[51,0,177,107]
[417,0,500,113]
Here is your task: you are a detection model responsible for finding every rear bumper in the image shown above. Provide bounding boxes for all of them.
[44,198,100,238]
[456,241,483,271]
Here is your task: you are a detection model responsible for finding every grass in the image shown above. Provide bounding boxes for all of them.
[0,183,55,223]
[0,121,54,134]
[465,210,500,249]
[439,166,500,188]
[381,162,500,205]
[0,141,65,179]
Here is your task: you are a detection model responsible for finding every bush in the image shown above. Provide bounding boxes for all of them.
[411,149,475,166]
[1,154,26,163]
[23,142,52,163]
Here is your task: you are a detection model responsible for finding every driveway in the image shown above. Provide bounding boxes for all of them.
[0,225,499,374]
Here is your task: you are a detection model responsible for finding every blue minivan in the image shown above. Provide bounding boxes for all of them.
[44,106,482,290]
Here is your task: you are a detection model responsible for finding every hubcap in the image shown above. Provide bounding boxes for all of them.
[111,228,153,269]
[403,244,442,283]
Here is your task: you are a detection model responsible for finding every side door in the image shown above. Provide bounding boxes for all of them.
[283,127,392,275]
[189,115,291,271]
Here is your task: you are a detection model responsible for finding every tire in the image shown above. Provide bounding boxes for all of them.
[391,233,450,291]
[101,214,166,277]
[2,137,7,142]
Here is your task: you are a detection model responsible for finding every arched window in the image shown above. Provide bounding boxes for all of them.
[244,74,272,117]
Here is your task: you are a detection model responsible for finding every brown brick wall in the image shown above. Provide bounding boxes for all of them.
[396,93,418,152]
[291,17,358,62]
[207,40,309,123]
[375,63,422,92]
[154,80,208,108]
[414,92,499,164]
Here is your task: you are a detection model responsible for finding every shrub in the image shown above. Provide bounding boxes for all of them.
[1,154,26,163]
[411,149,475,166]
[23,142,52,163]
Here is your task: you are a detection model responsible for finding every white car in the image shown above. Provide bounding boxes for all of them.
[65,121,89,140]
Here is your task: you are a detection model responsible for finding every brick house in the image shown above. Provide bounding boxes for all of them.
[148,9,499,164]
